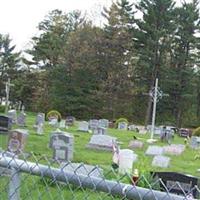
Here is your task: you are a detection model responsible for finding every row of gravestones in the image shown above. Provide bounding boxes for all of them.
[7,109,26,127]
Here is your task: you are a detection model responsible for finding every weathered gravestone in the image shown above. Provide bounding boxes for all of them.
[7,109,17,124]
[65,116,75,126]
[163,144,185,155]
[152,155,170,168]
[93,127,107,135]
[89,119,99,130]
[128,140,144,149]
[37,123,44,135]
[48,117,58,127]
[7,129,29,155]
[145,145,164,156]
[0,115,11,133]
[34,113,45,127]
[87,135,117,151]
[98,119,109,128]
[78,121,89,132]
[60,163,104,178]
[118,122,128,130]
[49,131,74,161]
[190,136,200,149]
[17,112,26,127]
[151,172,199,198]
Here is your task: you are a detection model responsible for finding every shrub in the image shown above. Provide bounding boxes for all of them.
[193,126,200,137]
[115,117,128,128]
[0,105,5,113]
[46,110,62,122]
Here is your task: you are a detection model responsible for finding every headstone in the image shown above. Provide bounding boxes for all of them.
[145,145,164,156]
[98,119,109,128]
[78,121,89,132]
[93,127,107,135]
[7,129,29,155]
[190,136,200,149]
[152,155,170,168]
[152,172,199,198]
[179,128,192,137]
[60,163,104,178]
[0,115,11,133]
[89,119,99,130]
[37,123,44,135]
[163,144,185,155]
[59,120,66,129]
[87,135,117,151]
[118,122,128,130]
[17,112,26,127]
[65,116,75,126]
[35,113,45,126]
[128,125,138,132]
[49,131,74,161]
[128,140,144,149]
[7,109,17,124]
[48,117,58,127]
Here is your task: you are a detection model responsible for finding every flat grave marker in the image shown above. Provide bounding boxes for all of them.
[152,155,170,168]
[128,140,144,149]
[163,144,185,155]
[145,145,164,156]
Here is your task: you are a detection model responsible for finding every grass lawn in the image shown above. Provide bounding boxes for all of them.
[0,112,200,199]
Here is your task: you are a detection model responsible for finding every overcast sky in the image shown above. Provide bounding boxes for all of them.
[0,0,190,51]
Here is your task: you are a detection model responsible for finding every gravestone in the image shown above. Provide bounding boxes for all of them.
[145,145,164,156]
[48,117,58,127]
[190,136,200,149]
[7,129,29,155]
[60,163,104,178]
[0,115,11,133]
[65,116,75,126]
[152,172,199,198]
[93,127,107,135]
[78,121,89,132]
[163,144,185,155]
[128,140,144,149]
[17,112,26,127]
[35,113,45,127]
[87,135,117,151]
[179,128,192,137]
[37,123,44,135]
[118,122,128,130]
[98,119,109,128]
[128,125,139,132]
[49,131,74,161]
[152,155,170,168]
[89,119,99,130]
[8,109,17,124]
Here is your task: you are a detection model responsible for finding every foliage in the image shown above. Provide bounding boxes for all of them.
[115,117,129,128]
[46,110,62,122]
[192,126,200,136]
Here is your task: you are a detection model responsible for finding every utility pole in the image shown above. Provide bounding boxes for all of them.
[5,77,14,114]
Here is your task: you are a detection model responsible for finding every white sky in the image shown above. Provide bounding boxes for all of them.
[0,0,190,51]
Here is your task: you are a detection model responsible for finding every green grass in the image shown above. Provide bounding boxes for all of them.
[0,112,200,199]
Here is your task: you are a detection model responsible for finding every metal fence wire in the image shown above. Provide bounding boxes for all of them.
[0,151,199,200]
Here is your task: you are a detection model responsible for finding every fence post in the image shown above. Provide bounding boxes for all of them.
[8,167,20,200]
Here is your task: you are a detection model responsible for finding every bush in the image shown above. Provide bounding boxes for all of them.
[46,110,62,122]
[192,126,200,136]
[0,105,5,113]
[115,117,128,128]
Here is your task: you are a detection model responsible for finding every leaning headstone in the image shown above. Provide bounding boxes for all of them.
[78,121,89,132]
[7,109,17,124]
[98,119,109,128]
[163,144,185,155]
[145,145,164,156]
[152,155,170,168]
[87,135,117,151]
[118,122,128,130]
[60,163,104,178]
[190,136,200,149]
[49,131,74,161]
[128,140,144,149]
[17,112,26,127]
[7,129,29,155]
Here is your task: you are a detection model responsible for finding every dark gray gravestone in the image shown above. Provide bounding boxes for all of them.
[0,115,11,133]
[49,131,74,161]
[65,116,75,126]
[152,172,199,198]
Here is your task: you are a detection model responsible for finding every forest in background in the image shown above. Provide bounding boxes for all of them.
[0,0,200,128]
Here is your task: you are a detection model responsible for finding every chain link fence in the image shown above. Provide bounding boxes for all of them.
[0,151,199,200]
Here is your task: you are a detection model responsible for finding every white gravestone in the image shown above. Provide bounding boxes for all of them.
[60,163,104,178]
[145,145,164,156]
[118,122,128,130]
[87,135,117,151]
[152,155,170,168]
[163,144,185,155]
[98,119,109,128]
[78,121,89,132]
